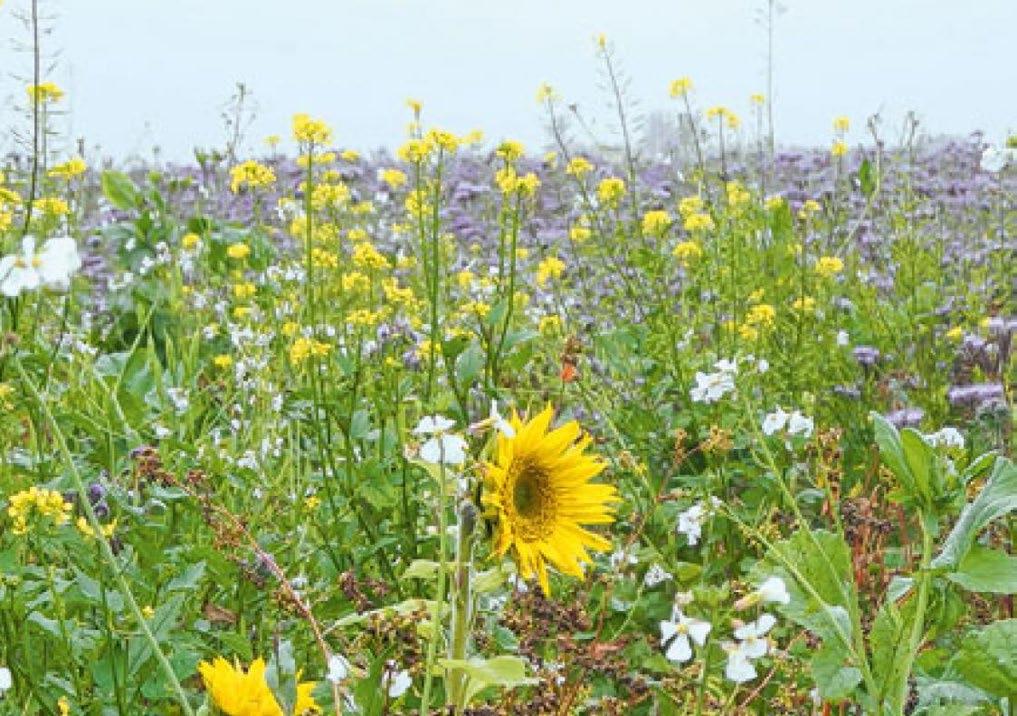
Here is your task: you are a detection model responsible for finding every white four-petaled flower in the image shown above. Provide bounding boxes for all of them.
[724,613,777,683]
[326,654,350,684]
[0,235,81,297]
[660,610,712,663]
[413,414,468,465]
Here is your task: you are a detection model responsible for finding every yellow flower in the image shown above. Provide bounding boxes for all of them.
[538,315,562,333]
[290,337,331,365]
[831,140,848,158]
[815,255,845,278]
[595,33,608,50]
[764,195,784,211]
[750,92,765,106]
[397,137,433,163]
[229,161,276,193]
[791,296,817,313]
[35,197,70,216]
[380,168,407,189]
[141,605,155,619]
[483,407,617,594]
[198,657,318,716]
[57,697,70,716]
[425,128,460,153]
[48,157,87,180]
[213,355,233,370]
[569,224,592,243]
[641,210,672,236]
[945,326,964,342]
[683,212,714,232]
[745,303,776,327]
[596,177,626,207]
[799,199,822,218]
[227,243,251,260]
[182,233,201,250]
[565,157,593,177]
[351,242,390,271]
[310,182,351,210]
[406,98,423,116]
[341,149,360,162]
[725,181,750,207]
[27,82,64,104]
[292,113,332,145]
[677,195,704,217]
[76,515,117,541]
[833,116,850,132]
[264,135,281,149]
[536,256,566,286]
[7,486,71,535]
[672,240,703,264]
[496,140,525,163]
[669,77,693,98]
[233,282,257,300]
[535,82,557,103]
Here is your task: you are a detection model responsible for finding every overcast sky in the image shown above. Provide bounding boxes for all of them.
[0,0,1014,161]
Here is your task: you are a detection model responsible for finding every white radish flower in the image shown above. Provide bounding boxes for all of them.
[762,407,790,436]
[326,654,350,684]
[0,235,81,297]
[413,414,468,465]
[660,610,712,663]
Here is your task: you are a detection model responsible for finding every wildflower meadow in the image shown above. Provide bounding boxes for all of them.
[0,3,1015,715]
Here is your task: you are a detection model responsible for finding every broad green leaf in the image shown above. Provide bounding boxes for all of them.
[947,545,1017,594]
[438,655,538,705]
[953,619,1017,697]
[811,641,862,701]
[101,170,141,210]
[858,157,876,197]
[933,457,1017,570]
[401,559,440,581]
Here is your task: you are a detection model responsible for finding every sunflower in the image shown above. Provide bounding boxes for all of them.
[482,405,618,593]
[198,656,319,716]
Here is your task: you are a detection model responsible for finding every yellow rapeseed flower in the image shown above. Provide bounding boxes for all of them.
[669,77,693,98]
[7,486,71,535]
[641,210,672,236]
[227,243,251,260]
[536,256,566,286]
[815,255,845,278]
[230,161,276,194]
[596,177,626,207]
[292,113,332,145]
[48,157,87,180]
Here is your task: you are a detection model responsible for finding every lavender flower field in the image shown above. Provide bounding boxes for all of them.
[0,5,1016,716]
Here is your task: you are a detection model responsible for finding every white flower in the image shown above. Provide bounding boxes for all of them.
[926,426,964,450]
[385,668,412,698]
[0,235,81,297]
[643,564,673,587]
[756,358,769,373]
[836,329,850,347]
[762,407,790,436]
[488,400,515,437]
[610,549,638,569]
[690,370,736,404]
[413,414,468,465]
[0,666,10,693]
[713,358,738,374]
[412,415,456,435]
[757,576,791,605]
[677,498,721,546]
[660,610,712,663]
[981,145,1007,173]
[733,613,776,656]
[327,654,350,684]
[723,613,777,683]
[723,641,758,683]
[787,411,814,438]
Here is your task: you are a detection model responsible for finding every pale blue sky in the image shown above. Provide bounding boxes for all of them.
[1,0,1014,161]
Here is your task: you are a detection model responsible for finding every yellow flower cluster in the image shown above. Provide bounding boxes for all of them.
[536,256,566,286]
[745,303,777,327]
[7,486,71,535]
[227,242,251,260]
[495,168,540,196]
[351,242,390,271]
[292,113,333,145]
[48,157,87,180]
[380,168,407,189]
[669,77,693,98]
[683,212,714,232]
[289,337,331,365]
[496,140,525,163]
[565,156,593,177]
[706,106,740,129]
[673,240,703,264]
[831,140,848,158]
[815,255,845,278]
[596,177,626,207]
[310,182,351,210]
[641,210,672,236]
[27,82,64,104]
[35,197,70,216]
[725,181,751,208]
[230,161,276,194]
[76,516,117,541]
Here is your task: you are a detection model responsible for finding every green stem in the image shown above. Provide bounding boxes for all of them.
[419,458,450,714]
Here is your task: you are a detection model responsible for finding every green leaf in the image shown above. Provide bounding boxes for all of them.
[401,560,440,581]
[454,342,485,388]
[753,529,856,645]
[953,619,1017,697]
[933,457,1017,570]
[101,170,141,210]
[947,545,1017,594]
[438,655,538,705]
[858,158,876,197]
[811,642,862,702]
[167,561,206,592]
